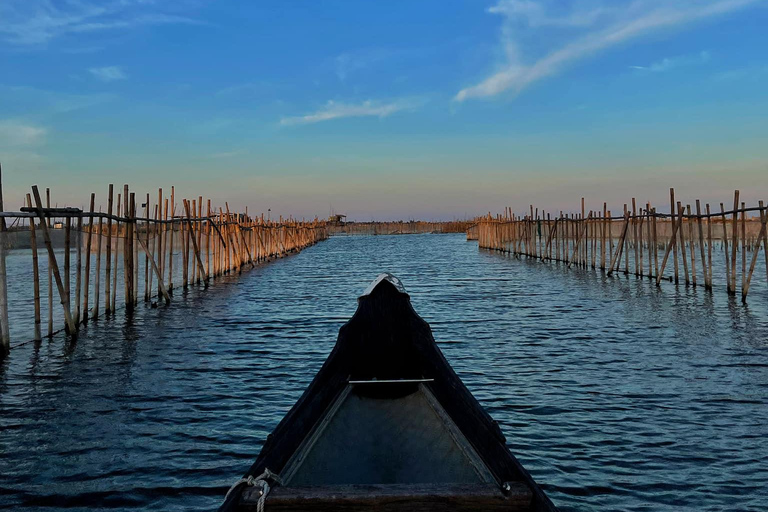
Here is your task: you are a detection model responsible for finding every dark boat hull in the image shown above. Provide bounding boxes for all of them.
[220,274,558,511]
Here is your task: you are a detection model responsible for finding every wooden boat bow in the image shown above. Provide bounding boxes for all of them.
[219,273,558,511]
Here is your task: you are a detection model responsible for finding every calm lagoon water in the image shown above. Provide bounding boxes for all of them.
[1,234,767,511]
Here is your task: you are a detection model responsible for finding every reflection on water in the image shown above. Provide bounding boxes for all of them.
[1,234,766,511]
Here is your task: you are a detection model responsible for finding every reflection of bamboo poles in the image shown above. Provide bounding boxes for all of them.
[475,189,768,304]
[0,178,329,357]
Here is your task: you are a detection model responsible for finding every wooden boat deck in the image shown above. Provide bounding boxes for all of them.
[242,482,533,511]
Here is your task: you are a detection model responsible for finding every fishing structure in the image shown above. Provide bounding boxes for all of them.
[473,189,768,303]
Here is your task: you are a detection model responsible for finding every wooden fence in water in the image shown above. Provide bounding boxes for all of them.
[329,220,470,236]
[0,173,328,358]
[473,189,768,303]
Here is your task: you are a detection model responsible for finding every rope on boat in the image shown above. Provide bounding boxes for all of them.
[224,468,282,512]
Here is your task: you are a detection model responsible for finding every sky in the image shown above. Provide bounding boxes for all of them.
[1,0,767,220]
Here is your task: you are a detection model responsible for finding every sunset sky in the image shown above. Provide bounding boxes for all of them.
[1,0,767,220]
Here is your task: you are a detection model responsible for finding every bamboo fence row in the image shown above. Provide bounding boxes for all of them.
[329,220,470,236]
[473,189,768,303]
[0,177,328,358]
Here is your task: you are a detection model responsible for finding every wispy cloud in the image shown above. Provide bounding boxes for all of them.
[456,0,760,101]
[280,99,424,126]
[0,120,47,147]
[89,66,127,82]
[335,48,396,82]
[0,1,203,45]
[630,50,711,73]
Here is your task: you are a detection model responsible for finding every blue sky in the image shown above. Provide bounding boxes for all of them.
[1,0,767,220]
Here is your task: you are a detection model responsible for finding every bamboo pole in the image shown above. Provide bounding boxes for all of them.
[656,208,682,286]
[568,212,593,269]
[135,231,171,305]
[720,203,731,293]
[706,204,713,289]
[742,200,767,302]
[150,204,157,298]
[123,185,133,309]
[183,206,190,288]
[632,198,639,276]
[31,186,76,335]
[730,190,739,294]
[646,202,652,278]
[608,212,630,276]
[93,207,103,319]
[741,201,746,295]
[47,188,52,337]
[638,206,644,277]
[65,216,71,322]
[83,193,95,322]
[132,193,138,307]
[105,184,113,313]
[144,194,150,301]
[26,194,42,341]
[677,202,689,285]
[183,199,208,285]
[162,197,169,291]
[696,200,709,290]
[601,203,607,270]
[75,211,83,325]
[621,206,628,274]
[197,197,203,282]
[111,193,120,313]
[670,188,679,284]
[652,208,658,278]
[168,187,175,292]
[206,199,211,279]
[686,204,696,287]
[157,189,163,298]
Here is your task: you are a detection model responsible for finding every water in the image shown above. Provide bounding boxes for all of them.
[1,234,767,511]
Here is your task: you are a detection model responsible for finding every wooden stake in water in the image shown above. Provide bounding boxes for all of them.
[47,188,53,337]
[93,207,103,319]
[83,193,95,322]
[730,190,739,294]
[168,187,175,292]
[26,194,42,341]
[144,194,150,302]
[743,200,767,302]
[670,188,679,284]
[686,205,696,287]
[105,184,113,313]
[706,204,713,289]
[696,200,709,290]
[75,211,83,325]
[677,202,689,285]
[111,193,120,313]
[31,186,76,335]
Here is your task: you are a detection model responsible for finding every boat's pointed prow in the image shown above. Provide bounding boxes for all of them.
[219,274,560,512]
[360,273,408,299]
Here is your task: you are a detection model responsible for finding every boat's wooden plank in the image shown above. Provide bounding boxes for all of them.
[241,482,532,511]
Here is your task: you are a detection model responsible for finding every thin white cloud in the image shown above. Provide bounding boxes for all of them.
[280,99,424,126]
[456,0,760,101]
[0,120,47,147]
[88,66,127,82]
[630,50,711,73]
[0,0,202,45]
